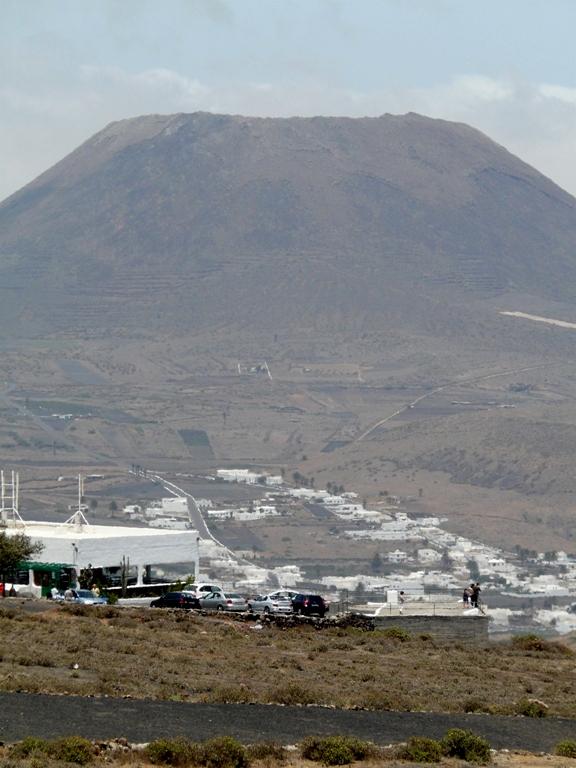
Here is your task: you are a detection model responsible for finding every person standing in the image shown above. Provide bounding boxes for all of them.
[471,582,481,608]
[398,590,405,614]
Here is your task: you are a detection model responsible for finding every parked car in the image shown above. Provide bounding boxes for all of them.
[62,589,109,606]
[150,592,200,610]
[183,583,224,597]
[267,589,299,601]
[291,593,328,617]
[198,591,248,612]
[248,594,293,614]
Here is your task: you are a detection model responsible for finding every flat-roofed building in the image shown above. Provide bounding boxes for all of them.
[5,519,200,595]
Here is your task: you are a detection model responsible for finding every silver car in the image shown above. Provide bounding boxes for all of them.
[198,591,248,612]
[267,589,298,601]
[248,594,293,614]
[61,589,108,605]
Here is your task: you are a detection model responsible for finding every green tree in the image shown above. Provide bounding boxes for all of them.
[0,529,43,595]
[108,500,118,512]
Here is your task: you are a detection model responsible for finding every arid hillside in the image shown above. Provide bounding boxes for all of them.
[1,111,576,348]
[3,113,576,552]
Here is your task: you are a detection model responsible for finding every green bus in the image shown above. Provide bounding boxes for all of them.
[5,562,77,598]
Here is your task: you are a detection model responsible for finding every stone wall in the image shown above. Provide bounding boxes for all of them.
[372,615,490,643]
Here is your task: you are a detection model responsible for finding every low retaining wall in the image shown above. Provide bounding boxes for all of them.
[372,615,490,643]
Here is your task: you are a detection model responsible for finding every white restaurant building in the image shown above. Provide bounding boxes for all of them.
[5,518,200,597]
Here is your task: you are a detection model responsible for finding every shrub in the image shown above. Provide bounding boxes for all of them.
[201,737,249,768]
[341,737,376,761]
[300,736,375,765]
[441,728,491,764]
[301,736,353,766]
[48,736,95,765]
[516,698,548,718]
[62,604,92,617]
[511,633,547,651]
[10,736,49,758]
[396,737,442,763]
[556,740,576,758]
[204,686,252,704]
[463,698,491,714]
[359,690,397,711]
[511,634,571,655]
[145,737,197,766]
[380,627,411,641]
[268,683,315,705]
[246,742,287,762]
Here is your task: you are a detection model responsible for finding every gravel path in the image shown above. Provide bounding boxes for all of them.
[2,693,576,751]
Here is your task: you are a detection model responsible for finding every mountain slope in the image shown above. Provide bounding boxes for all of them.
[1,111,576,341]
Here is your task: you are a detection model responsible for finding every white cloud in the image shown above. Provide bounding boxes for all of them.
[539,83,576,105]
[80,65,210,105]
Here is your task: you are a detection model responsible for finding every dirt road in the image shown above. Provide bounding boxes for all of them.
[2,693,575,751]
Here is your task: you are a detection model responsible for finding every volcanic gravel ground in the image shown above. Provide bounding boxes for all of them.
[1,694,576,751]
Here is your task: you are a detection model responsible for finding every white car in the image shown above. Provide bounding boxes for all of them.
[183,582,223,597]
[248,594,293,614]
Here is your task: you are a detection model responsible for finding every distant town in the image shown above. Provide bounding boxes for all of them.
[120,466,576,635]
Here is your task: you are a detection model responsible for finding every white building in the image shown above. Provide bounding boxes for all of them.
[417,548,439,563]
[288,487,322,500]
[271,565,302,586]
[217,468,259,484]
[206,505,279,521]
[5,519,200,596]
[150,497,189,517]
[206,508,235,520]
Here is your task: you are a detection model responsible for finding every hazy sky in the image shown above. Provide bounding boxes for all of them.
[3,0,576,200]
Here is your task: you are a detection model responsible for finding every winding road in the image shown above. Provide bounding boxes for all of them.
[354,362,560,443]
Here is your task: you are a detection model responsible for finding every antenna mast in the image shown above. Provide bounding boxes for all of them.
[0,470,23,523]
[64,474,89,527]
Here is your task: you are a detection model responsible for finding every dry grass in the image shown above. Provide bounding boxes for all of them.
[1,604,576,717]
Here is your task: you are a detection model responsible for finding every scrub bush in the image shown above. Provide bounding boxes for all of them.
[10,737,49,758]
[556,739,576,758]
[511,635,572,656]
[441,728,491,764]
[396,736,442,763]
[300,736,375,765]
[201,737,250,768]
[267,682,315,705]
[516,698,548,717]
[380,627,411,641]
[246,742,287,762]
[48,736,95,765]
[145,738,197,766]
